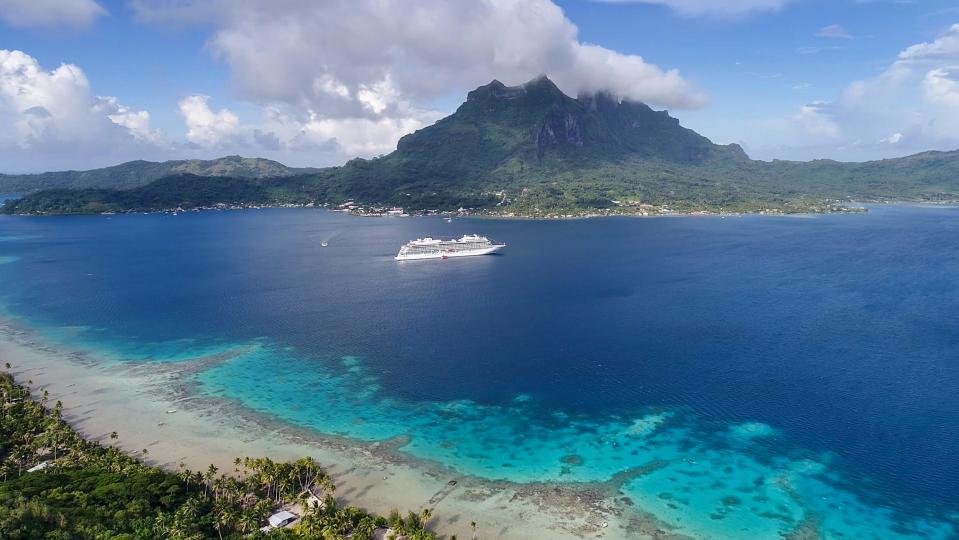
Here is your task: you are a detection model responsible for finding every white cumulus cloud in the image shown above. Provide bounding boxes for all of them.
[922,68,959,109]
[0,49,167,172]
[791,102,840,139]
[132,0,706,112]
[127,0,707,166]
[94,96,164,145]
[749,23,959,161]
[881,132,904,145]
[178,95,245,149]
[290,114,441,158]
[896,23,959,66]
[0,0,106,29]
[176,94,443,160]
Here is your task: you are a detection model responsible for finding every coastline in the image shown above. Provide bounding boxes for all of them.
[0,316,679,540]
[8,315,956,540]
[0,199,870,220]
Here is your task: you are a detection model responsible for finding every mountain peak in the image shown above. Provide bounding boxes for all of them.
[520,74,565,99]
[467,75,566,103]
[522,74,558,89]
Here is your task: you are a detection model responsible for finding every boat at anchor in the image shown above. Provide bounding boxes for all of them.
[395,234,506,260]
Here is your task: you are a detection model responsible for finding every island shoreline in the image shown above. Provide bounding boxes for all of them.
[0,315,682,540]
[1,199,875,220]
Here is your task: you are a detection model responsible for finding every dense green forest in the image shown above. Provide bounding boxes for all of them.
[0,156,315,193]
[0,370,444,539]
[3,77,959,216]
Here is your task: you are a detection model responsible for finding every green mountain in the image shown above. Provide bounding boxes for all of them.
[5,76,959,216]
[312,76,755,211]
[0,155,313,193]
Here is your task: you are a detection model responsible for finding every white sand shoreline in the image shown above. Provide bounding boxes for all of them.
[0,317,681,540]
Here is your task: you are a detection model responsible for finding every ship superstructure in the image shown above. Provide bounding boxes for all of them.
[395,234,505,260]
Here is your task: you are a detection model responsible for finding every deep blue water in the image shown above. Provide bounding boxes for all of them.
[0,206,956,538]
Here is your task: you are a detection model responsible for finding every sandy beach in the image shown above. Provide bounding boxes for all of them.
[0,317,681,540]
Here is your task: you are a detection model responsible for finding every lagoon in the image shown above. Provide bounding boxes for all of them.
[0,205,957,538]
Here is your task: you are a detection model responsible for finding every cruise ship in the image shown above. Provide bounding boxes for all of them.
[395,234,506,260]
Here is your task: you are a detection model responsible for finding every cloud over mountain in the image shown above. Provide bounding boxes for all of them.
[133,0,704,113]
[130,0,706,162]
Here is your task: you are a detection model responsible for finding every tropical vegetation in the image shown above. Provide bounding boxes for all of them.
[0,369,440,539]
[0,156,314,193]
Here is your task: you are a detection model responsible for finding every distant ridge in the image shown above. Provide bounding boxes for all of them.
[0,156,317,193]
[4,76,959,216]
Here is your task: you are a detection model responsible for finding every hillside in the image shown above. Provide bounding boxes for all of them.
[4,76,959,216]
[309,76,759,212]
[0,155,314,193]
[764,151,959,202]
[2,174,282,215]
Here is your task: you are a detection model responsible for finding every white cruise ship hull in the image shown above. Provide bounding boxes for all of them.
[395,244,504,261]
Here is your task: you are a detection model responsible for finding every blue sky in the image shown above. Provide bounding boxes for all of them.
[2,0,959,172]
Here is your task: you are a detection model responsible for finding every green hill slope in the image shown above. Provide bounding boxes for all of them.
[0,155,314,193]
[308,76,758,212]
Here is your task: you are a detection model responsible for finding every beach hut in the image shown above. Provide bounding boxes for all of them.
[267,510,298,529]
[27,462,50,473]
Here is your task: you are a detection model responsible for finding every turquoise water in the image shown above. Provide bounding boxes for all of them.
[0,206,957,538]
[194,343,955,539]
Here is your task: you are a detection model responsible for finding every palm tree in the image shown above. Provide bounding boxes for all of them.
[470,520,477,540]
[212,503,236,540]
[419,507,433,529]
[354,516,377,540]
[406,511,422,533]
[153,510,174,538]
[320,523,340,540]
[204,464,219,495]
[178,466,193,491]
[317,474,336,497]
[237,508,261,534]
